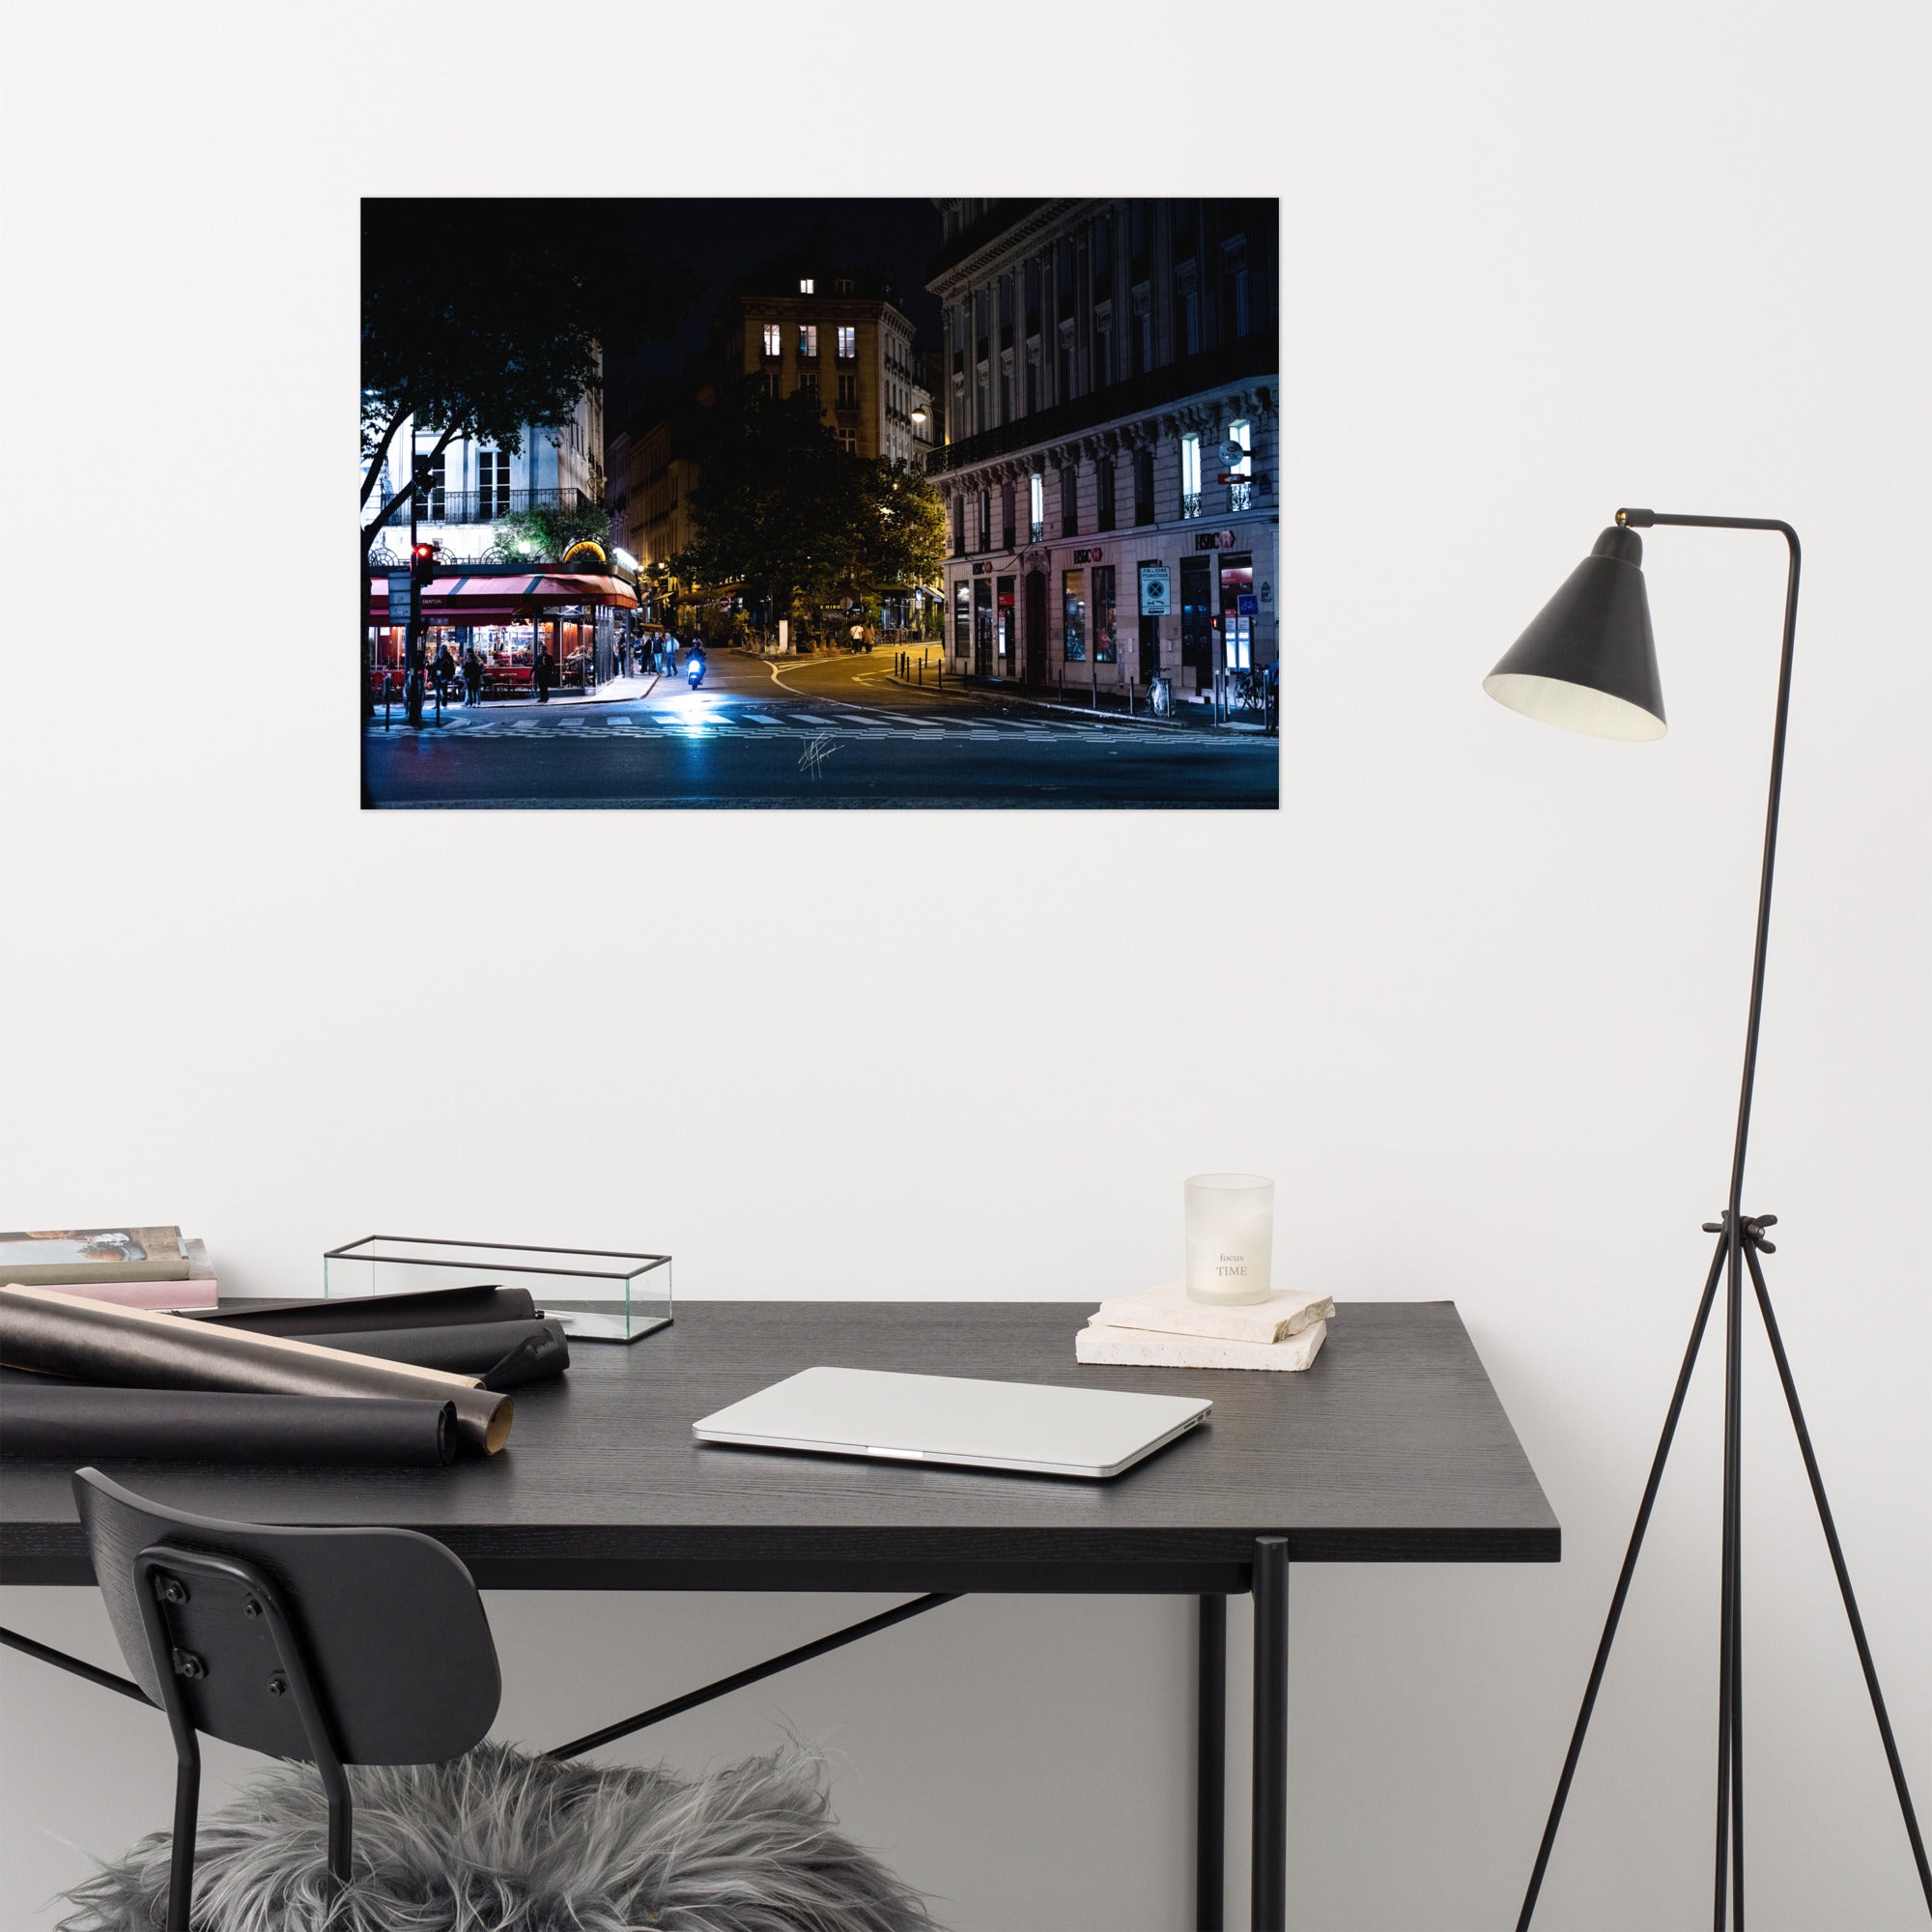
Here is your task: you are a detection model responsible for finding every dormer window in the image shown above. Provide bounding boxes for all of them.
[799,278,814,295]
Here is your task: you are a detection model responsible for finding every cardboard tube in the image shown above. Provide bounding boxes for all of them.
[0,1285,512,1456]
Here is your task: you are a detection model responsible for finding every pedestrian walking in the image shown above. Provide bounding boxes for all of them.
[665,638,679,677]
[431,641,455,708]
[461,644,482,705]
[534,645,555,704]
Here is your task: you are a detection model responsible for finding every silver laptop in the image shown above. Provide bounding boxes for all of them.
[692,1366,1211,1480]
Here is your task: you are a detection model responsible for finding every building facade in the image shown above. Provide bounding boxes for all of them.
[926,199,1277,703]
[365,374,605,566]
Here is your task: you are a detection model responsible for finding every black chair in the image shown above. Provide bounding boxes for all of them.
[73,1467,501,1932]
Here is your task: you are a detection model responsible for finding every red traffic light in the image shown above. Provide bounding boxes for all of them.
[410,542,437,584]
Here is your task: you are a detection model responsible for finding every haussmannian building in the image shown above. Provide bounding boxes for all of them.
[925,199,1277,704]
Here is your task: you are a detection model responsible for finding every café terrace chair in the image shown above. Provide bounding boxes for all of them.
[66,1468,931,1932]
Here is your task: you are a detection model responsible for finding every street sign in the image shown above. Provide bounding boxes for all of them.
[1237,593,1259,616]
[1138,561,1172,616]
[386,571,412,624]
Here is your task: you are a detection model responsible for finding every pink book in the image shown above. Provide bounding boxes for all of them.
[26,1276,219,1312]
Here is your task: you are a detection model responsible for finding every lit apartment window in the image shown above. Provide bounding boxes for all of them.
[1180,433,1203,519]
[800,277,814,294]
[798,324,818,359]
[1228,418,1253,512]
[1029,470,1044,542]
[762,323,781,357]
[837,325,856,360]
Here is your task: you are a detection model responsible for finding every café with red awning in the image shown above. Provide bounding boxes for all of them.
[366,563,640,696]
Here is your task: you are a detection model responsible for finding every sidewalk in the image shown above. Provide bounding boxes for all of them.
[881,664,1269,733]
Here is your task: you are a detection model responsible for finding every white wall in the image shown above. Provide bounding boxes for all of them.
[3,5,1927,1928]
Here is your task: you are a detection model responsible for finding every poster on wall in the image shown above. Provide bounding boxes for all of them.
[360,196,1279,810]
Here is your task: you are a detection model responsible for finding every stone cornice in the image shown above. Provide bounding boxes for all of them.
[928,200,1094,300]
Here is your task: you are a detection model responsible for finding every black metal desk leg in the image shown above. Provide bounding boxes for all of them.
[1198,1594,1227,1931]
[1252,1538,1290,1932]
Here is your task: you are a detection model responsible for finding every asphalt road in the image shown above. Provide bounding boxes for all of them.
[361,648,1278,809]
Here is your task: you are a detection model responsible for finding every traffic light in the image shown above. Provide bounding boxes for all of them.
[410,542,437,588]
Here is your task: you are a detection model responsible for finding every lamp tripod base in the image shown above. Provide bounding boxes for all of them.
[1519,1213,1930,1929]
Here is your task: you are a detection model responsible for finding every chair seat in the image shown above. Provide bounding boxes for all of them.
[60,1741,935,1932]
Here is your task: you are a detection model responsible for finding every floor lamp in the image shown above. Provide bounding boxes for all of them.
[1484,510,1931,1930]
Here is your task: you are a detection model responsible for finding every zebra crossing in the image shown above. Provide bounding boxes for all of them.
[422,703,1182,747]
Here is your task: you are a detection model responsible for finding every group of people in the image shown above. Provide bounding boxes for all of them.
[412,634,702,709]
[427,643,497,708]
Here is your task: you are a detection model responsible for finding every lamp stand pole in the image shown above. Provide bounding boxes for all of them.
[1518,513,1930,1931]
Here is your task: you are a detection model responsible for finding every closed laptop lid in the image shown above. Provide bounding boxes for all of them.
[693,1366,1210,1478]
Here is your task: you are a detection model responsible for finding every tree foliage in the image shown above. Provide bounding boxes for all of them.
[681,385,858,614]
[682,387,948,624]
[360,200,696,547]
[493,499,615,561]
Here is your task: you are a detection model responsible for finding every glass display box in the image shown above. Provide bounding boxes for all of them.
[323,1237,671,1343]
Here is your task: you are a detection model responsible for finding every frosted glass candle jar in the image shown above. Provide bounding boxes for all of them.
[1184,1173,1275,1305]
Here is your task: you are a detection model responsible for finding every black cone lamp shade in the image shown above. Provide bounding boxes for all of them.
[1485,525,1667,740]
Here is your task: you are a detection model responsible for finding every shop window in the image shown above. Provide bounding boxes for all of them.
[1133,446,1154,526]
[798,324,818,359]
[762,322,781,357]
[1095,458,1116,533]
[953,579,972,655]
[837,325,856,360]
[1060,464,1078,539]
[1094,564,1118,664]
[1029,470,1044,543]
[1062,568,1087,664]
[1180,433,1202,519]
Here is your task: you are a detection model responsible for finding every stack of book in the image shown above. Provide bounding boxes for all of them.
[0,1227,216,1310]
[1075,1280,1333,1371]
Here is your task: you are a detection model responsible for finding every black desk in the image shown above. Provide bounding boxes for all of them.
[0,1300,1558,1929]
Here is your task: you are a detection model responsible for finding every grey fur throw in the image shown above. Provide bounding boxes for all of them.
[58,1741,938,1932]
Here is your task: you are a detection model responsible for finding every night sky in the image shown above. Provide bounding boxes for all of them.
[607,197,945,430]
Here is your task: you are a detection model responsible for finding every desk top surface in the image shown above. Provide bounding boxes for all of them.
[0,1301,1558,1591]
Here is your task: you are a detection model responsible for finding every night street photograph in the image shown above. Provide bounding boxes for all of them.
[362,197,1280,809]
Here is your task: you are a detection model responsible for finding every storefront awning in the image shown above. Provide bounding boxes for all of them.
[366,570,639,626]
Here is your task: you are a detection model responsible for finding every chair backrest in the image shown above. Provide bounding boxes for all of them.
[74,1468,500,1766]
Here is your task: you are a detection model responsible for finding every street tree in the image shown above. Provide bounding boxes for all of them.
[681,385,861,629]
[845,459,948,610]
[360,200,694,555]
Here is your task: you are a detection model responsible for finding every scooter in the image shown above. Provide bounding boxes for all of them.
[686,652,706,691]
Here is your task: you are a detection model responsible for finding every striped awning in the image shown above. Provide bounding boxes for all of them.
[366,571,639,625]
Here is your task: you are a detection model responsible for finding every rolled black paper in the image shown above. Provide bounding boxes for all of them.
[0,1385,456,1466]
[187,1284,538,1335]
[306,1318,568,1385]
[0,1286,513,1457]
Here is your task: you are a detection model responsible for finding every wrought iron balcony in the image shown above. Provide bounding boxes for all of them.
[1180,492,1203,520]
[378,487,602,528]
